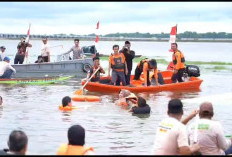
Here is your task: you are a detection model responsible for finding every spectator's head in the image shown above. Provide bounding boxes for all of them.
[168,99,183,117]
[137,96,147,107]
[148,59,157,69]
[7,130,28,155]
[171,43,178,51]
[3,56,10,63]
[62,96,72,107]
[0,46,6,52]
[199,102,214,119]
[125,41,131,49]
[112,45,119,53]
[68,125,85,146]
[0,96,2,106]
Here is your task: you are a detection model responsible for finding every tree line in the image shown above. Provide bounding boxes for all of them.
[86,31,232,39]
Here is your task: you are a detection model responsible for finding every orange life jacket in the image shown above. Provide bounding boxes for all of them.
[57,144,94,155]
[59,105,73,111]
[111,53,125,70]
[172,50,185,70]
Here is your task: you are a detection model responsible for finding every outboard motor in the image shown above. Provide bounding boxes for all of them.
[184,65,200,77]
[82,45,97,54]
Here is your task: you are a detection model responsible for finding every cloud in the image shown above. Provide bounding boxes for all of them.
[0,2,232,34]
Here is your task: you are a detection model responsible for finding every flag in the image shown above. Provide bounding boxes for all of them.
[95,21,100,44]
[96,21,99,29]
[95,35,99,43]
[169,25,177,43]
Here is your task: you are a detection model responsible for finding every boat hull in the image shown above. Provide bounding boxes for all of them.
[81,71,203,93]
[12,58,93,78]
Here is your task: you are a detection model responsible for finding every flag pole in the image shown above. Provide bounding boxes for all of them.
[25,23,31,64]
[93,21,99,58]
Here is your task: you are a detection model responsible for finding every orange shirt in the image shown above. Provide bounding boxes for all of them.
[57,144,94,155]
[109,53,126,72]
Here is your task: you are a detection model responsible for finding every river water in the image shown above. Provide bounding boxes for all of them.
[0,39,232,155]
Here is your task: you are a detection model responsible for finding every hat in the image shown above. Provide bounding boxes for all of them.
[3,56,10,61]
[168,99,183,114]
[125,93,137,99]
[199,102,213,115]
[0,46,6,49]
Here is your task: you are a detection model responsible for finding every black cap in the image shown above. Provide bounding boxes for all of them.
[0,46,6,49]
[168,99,183,114]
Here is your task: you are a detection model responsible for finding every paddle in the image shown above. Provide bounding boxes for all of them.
[74,66,101,95]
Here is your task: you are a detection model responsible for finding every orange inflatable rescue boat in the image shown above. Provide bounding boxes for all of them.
[80,71,203,93]
[72,95,101,102]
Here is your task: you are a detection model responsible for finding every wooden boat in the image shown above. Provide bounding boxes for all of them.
[81,71,203,93]
[0,76,72,85]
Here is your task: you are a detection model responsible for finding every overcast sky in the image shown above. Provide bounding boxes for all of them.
[0,2,232,35]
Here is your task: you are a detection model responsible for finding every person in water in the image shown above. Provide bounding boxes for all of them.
[57,124,95,155]
[62,96,72,108]
[129,96,151,114]
[115,89,137,109]
[87,57,105,82]
[0,130,28,155]
[0,96,2,106]
[134,58,164,87]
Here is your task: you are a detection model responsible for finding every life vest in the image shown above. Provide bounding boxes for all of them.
[57,144,94,155]
[172,51,185,65]
[59,105,73,111]
[111,53,125,70]
[137,58,149,71]
[89,66,101,81]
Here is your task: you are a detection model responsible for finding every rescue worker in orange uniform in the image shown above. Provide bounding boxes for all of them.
[108,45,128,86]
[170,43,185,83]
[87,57,105,82]
[134,58,163,87]
[57,125,95,155]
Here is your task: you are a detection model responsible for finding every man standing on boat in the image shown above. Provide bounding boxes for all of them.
[119,41,135,85]
[64,39,83,60]
[41,38,51,62]
[14,37,32,64]
[0,46,6,61]
[108,45,127,86]
[170,43,185,83]
[0,57,16,79]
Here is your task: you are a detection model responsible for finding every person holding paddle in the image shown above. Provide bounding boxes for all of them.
[87,57,105,82]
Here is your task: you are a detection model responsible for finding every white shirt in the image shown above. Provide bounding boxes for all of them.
[152,117,189,155]
[41,44,50,57]
[0,61,16,76]
[188,118,231,155]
